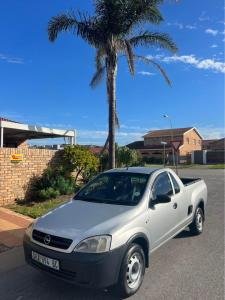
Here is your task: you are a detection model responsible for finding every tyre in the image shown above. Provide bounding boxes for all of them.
[116,243,145,298]
[189,207,204,235]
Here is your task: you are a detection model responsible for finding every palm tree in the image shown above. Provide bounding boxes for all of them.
[48,0,177,169]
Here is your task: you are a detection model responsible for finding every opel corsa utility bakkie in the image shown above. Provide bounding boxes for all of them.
[23,167,207,297]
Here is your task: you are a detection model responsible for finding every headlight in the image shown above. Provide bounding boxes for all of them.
[25,222,35,238]
[74,235,111,253]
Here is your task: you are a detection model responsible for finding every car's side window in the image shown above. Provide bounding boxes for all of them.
[151,172,173,201]
[169,173,180,194]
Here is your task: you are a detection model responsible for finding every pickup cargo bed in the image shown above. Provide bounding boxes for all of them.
[180,177,202,186]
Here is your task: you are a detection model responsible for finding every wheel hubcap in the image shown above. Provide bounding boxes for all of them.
[126,253,142,289]
[196,210,203,231]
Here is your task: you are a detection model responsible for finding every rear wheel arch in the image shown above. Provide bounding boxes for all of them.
[190,205,204,235]
[197,200,205,220]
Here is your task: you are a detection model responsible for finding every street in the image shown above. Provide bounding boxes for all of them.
[0,169,224,300]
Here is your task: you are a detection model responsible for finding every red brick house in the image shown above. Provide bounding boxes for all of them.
[127,127,203,160]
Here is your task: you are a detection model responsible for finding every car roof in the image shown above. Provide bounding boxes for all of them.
[104,167,161,175]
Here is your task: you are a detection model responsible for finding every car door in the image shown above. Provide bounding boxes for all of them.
[168,172,193,229]
[147,171,181,250]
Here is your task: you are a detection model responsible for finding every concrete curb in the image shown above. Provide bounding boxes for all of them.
[0,207,34,222]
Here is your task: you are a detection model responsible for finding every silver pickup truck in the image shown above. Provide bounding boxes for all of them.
[23,167,207,297]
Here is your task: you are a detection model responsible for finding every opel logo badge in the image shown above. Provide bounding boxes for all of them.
[44,234,51,245]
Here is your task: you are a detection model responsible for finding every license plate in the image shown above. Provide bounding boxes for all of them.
[32,251,59,270]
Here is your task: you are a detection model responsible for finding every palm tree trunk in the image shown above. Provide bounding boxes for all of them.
[106,54,117,169]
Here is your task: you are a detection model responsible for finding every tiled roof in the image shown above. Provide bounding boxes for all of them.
[203,138,225,150]
[127,141,172,150]
[126,141,144,149]
[202,139,218,146]
[84,145,104,155]
[143,127,193,138]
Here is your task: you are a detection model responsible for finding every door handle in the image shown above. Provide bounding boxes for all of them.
[173,203,178,209]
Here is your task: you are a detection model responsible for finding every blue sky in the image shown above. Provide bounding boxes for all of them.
[0,0,224,145]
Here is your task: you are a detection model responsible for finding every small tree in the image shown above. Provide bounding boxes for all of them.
[63,145,99,183]
[100,146,141,170]
[117,146,140,167]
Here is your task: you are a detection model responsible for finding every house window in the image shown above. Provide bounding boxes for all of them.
[193,139,196,145]
[186,138,189,144]
[198,140,201,145]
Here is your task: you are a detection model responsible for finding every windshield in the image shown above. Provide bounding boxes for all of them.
[74,172,149,206]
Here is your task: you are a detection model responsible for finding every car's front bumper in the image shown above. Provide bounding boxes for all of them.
[23,235,126,288]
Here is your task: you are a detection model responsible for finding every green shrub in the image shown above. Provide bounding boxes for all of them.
[34,167,68,191]
[37,187,60,200]
[54,176,76,195]
[33,166,77,201]
[142,157,163,164]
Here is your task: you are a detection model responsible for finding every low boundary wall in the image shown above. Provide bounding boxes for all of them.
[0,148,62,205]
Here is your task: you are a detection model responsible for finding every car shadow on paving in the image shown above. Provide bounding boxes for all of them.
[34,271,119,300]
[0,238,120,300]
[0,243,11,253]
[0,263,120,300]
[0,228,26,248]
[173,228,194,239]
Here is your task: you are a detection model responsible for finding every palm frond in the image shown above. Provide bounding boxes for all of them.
[115,110,120,128]
[124,40,135,75]
[90,48,106,88]
[100,135,109,155]
[48,11,104,47]
[95,47,105,70]
[95,0,164,36]
[134,3,164,25]
[129,31,177,53]
[48,13,78,42]
[135,55,171,85]
[90,65,106,88]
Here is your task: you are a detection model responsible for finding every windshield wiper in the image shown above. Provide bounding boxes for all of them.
[109,200,135,206]
[74,196,135,206]
[74,196,109,203]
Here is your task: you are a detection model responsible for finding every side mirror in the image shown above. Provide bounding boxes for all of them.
[149,194,171,207]
[156,194,171,203]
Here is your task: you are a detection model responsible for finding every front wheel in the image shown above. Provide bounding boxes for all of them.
[116,243,145,298]
[189,207,204,235]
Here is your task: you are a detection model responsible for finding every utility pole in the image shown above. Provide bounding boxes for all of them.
[161,141,167,167]
[163,114,175,166]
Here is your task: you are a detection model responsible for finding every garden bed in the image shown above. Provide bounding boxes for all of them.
[7,194,73,219]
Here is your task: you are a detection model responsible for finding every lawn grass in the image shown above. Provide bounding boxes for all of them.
[7,195,73,219]
[207,164,225,169]
[144,163,225,169]
[144,163,199,169]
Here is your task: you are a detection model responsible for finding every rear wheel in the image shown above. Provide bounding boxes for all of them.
[189,207,204,235]
[116,243,145,298]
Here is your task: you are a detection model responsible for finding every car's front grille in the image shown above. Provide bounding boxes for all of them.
[32,230,72,250]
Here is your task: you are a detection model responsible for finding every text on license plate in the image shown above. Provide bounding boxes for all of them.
[32,251,59,270]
